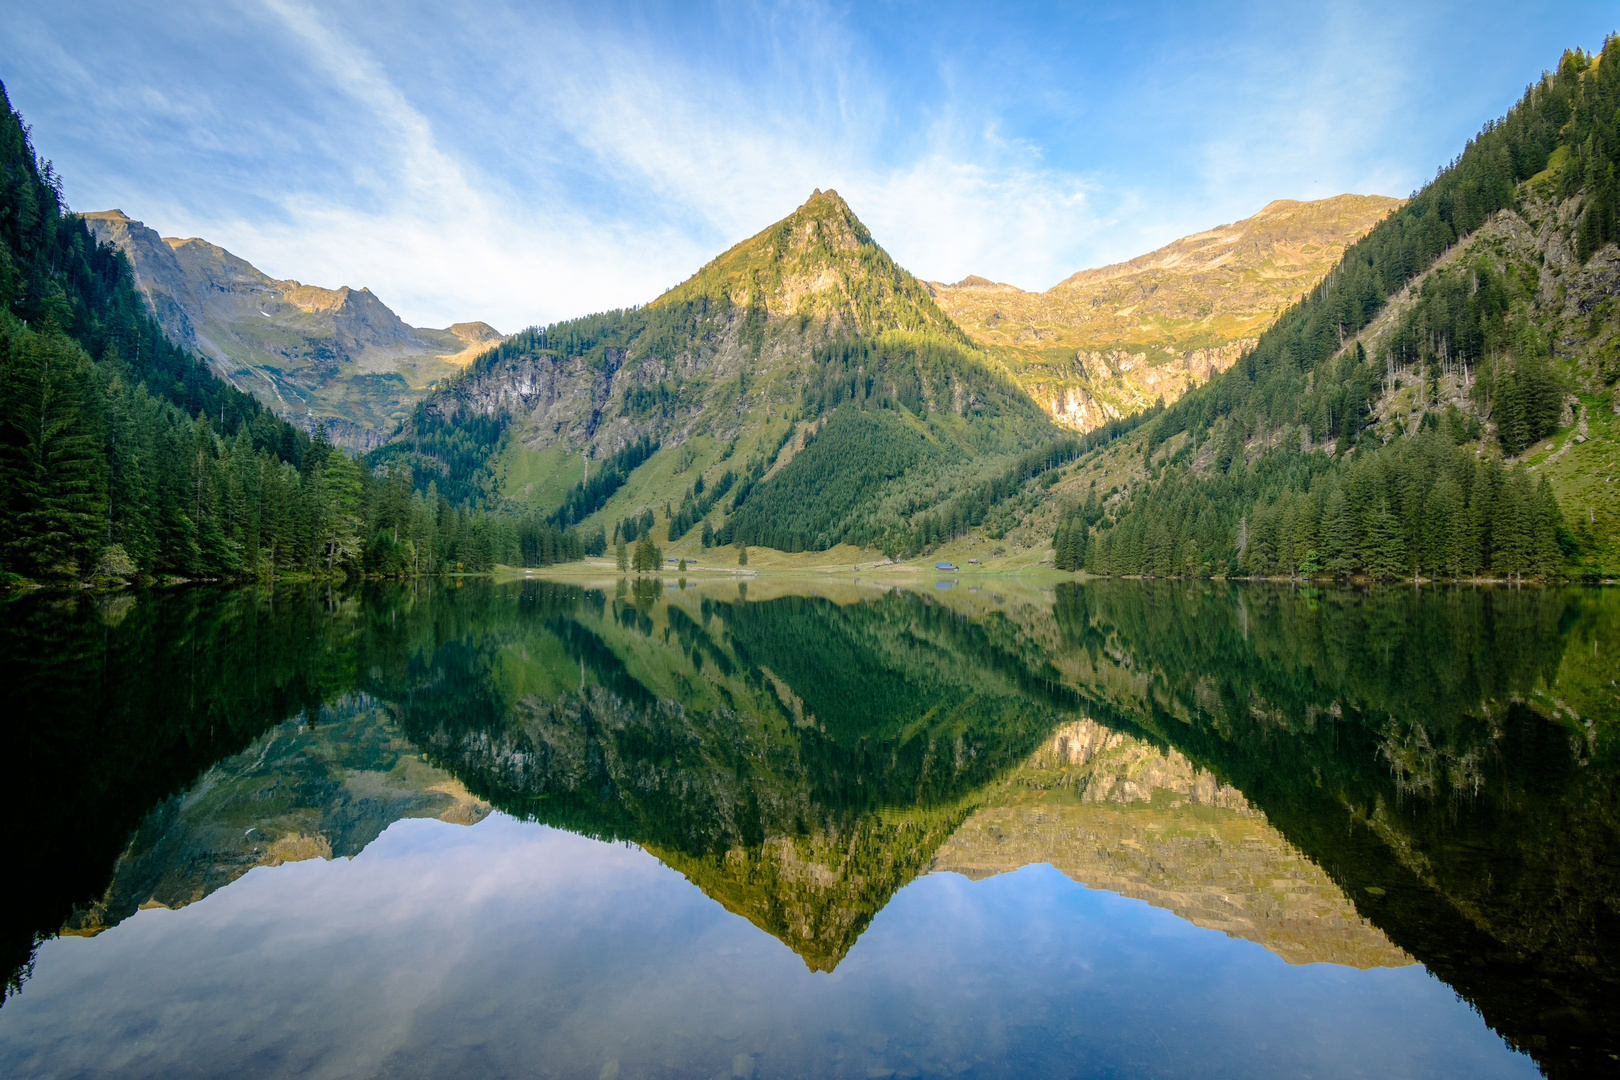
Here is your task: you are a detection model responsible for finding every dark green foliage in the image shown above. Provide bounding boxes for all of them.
[0,321,105,575]
[926,410,1158,553]
[0,86,278,440]
[723,404,940,552]
[631,532,662,573]
[550,436,657,528]
[1093,40,1620,577]
[0,584,386,1001]
[369,411,509,509]
[1378,258,1563,456]
[798,333,1029,423]
[1053,580,1618,1077]
[1080,430,1563,580]
[1151,42,1617,459]
[1489,319,1565,455]
[724,342,1154,557]
[0,85,578,582]
[375,301,731,502]
[668,464,735,542]
[1052,513,1088,571]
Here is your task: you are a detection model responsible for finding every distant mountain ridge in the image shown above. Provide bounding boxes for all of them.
[1035,41,1620,582]
[385,189,1398,557]
[928,194,1403,430]
[83,210,501,449]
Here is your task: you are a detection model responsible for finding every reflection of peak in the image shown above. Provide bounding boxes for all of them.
[62,696,489,937]
[931,721,1412,969]
[647,805,969,972]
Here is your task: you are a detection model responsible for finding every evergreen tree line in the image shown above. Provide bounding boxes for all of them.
[1056,427,1568,580]
[1565,41,1620,263]
[694,421,798,542]
[614,507,656,546]
[369,409,509,508]
[548,435,658,528]
[1149,41,1618,463]
[1374,255,1566,456]
[670,465,736,544]
[0,85,583,582]
[1072,40,1620,580]
[908,404,1163,554]
[718,405,942,554]
[798,331,1038,425]
[614,531,665,574]
[710,394,1155,559]
[360,466,586,576]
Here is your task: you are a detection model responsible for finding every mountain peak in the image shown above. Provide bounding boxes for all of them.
[652,187,961,340]
[83,211,502,448]
[928,192,1403,431]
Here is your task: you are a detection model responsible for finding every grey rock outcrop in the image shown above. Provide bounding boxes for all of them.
[83,210,501,448]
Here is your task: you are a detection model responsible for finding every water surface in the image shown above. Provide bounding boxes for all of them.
[1,578,1614,1078]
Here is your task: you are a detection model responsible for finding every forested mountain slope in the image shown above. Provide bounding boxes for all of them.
[0,83,574,585]
[1041,40,1620,580]
[83,210,501,450]
[374,189,1116,558]
[929,195,1401,431]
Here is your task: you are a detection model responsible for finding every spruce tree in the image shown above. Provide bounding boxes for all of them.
[0,323,107,576]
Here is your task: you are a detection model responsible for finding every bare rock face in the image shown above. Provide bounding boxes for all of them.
[409,188,995,480]
[82,210,500,449]
[931,720,1413,969]
[80,210,203,351]
[928,194,1404,431]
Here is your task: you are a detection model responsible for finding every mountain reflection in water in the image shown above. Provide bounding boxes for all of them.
[0,578,1614,1078]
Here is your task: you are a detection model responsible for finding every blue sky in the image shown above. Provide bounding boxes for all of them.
[2,1,1614,330]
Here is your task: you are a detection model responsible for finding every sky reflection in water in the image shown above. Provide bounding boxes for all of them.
[1,813,1534,1080]
[2,577,1613,1078]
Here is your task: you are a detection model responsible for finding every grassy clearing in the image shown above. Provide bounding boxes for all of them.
[495,443,579,512]
[1535,393,1620,577]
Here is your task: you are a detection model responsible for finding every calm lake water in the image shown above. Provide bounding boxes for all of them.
[0,577,1615,1079]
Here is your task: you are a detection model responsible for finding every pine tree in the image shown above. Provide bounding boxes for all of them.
[1321,487,1355,576]
[0,323,107,576]
[1362,500,1406,579]
[1052,521,1074,571]
[316,452,364,573]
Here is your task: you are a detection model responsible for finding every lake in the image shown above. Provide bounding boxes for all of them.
[0,577,1615,1079]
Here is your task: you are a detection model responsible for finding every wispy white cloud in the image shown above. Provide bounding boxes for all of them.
[3,0,1613,330]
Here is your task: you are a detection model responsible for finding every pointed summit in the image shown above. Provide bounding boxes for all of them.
[654,189,965,340]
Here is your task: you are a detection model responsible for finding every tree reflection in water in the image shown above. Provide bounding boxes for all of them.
[1,578,1613,1075]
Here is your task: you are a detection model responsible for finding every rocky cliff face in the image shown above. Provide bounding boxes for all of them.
[400,189,1050,524]
[931,720,1412,969]
[426,189,968,455]
[82,210,501,449]
[1324,178,1620,572]
[928,195,1403,430]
